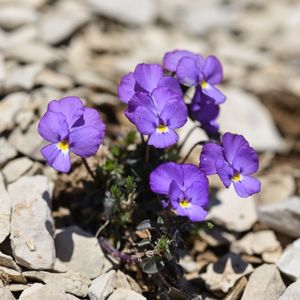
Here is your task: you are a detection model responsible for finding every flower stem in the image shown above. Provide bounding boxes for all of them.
[81,158,96,180]
[98,236,138,263]
[180,141,206,164]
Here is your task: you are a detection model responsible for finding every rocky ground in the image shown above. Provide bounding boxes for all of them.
[0,0,300,299]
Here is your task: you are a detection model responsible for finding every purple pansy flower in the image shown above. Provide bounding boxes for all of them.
[200,132,261,198]
[127,87,187,148]
[189,87,220,134]
[150,162,209,222]
[163,50,226,105]
[38,96,105,173]
[118,63,182,104]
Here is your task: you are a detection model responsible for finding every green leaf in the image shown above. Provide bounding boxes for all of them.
[140,256,165,274]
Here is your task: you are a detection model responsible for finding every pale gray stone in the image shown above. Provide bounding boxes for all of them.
[3,157,34,183]
[19,283,69,300]
[0,286,16,300]
[208,187,257,232]
[0,92,30,133]
[35,69,73,90]
[277,239,300,281]
[219,87,283,152]
[241,264,286,300]
[88,270,117,300]
[4,63,42,91]
[23,271,91,298]
[108,288,146,300]
[257,196,300,238]
[88,0,157,25]
[0,4,38,30]
[39,0,90,45]
[231,230,281,257]
[0,172,11,243]
[0,251,20,272]
[8,176,55,270]
[0,266,26,284]
[279,279,300,300]
[8,122,45,160]
[55,226,109,279]
[0,138,17,167]
[200,253,253,293]
[15,111,35,131]
[5,42,60,64]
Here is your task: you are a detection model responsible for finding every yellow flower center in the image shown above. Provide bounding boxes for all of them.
[156,124,168,133]
[232,173,242,182]
[57,140,69,152]
[201,80,208,89]
[179,199,191,208]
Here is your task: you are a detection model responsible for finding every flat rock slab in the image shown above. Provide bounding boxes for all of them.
[88,0,157,25]
[19,283,70,300]
[208,187,257,232]
[108,288,146,300]
[23,271,91,298]
[3,157,33,183]
[55,226,109,279]
[0,138,17,167]
[89,270,117,300]
[277,239,300,281]
[257,196,300,238]
[241,264,286,300]
[219,87,283,152]
[8,175,55,270]
[200,253,253,293]
[0,251,20,271]
[279,279,300,300]
[0,286,16,300]
[0,172,11,243]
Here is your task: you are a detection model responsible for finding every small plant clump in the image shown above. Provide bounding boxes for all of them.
[38,49,261,298]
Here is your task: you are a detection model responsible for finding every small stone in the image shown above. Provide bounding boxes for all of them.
[208,187,257,232]
[114,271,131,290]
[224,277,248,300]
[219,87,283,152]
[55,226,109,279]
[15,111,35,131]
[279,279,300,300]
[23,271,90,298]
[8,176,55,270]
[8,122,45,160]
[200,253,253,293]
[0,252,20,272]
[88,270,117,300]
[255,172,295,206]
[88,0,157,25]
[179,255,198,273]
[0,92,30,133]
[4,63,42,91]
[0,173,11,243]
[257,196,300,238]
[3,157,34,183]
[0,138,17,167]
[0,266,26,284]
[35,69,73,90]
[231,230,281,257]
[0,4,38,30]
[8,284,28,292]
[108,288,146,300]
[199,228,236,247]
[241,264,286,300]
[5,42,59,64]
[0,286,16,300]
[19,283,69,300]
[277,239,300,281]
[39,0,90,45]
